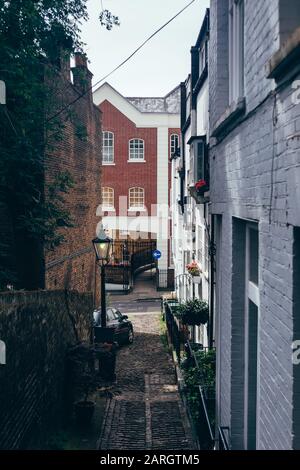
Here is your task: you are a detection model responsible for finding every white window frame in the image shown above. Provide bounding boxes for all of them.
[102,131,114,164]
[229,0,245,104]
[102,187,115,210]
[128,139,145,162]
[170,134,179,158]
[128,187,145,210]
[244,222,260,450]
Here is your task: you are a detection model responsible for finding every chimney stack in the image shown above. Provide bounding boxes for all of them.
[72,52,93,96]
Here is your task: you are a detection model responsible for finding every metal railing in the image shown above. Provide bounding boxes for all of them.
[105,240,156,290]
[218,426,230,450]
[164,300,182,363]
[184,340,216,450]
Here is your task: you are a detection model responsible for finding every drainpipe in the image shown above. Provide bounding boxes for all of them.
[180,82,187,212]
[209,214,215,350]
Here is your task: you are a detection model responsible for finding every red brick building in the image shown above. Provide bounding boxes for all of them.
[93,83,180,280]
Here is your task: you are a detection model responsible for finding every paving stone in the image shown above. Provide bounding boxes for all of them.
[98,312,195,450]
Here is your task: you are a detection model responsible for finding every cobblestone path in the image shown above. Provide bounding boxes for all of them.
[98,312,195,450]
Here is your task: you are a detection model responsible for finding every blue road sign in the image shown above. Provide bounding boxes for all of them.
[152,250,162,260]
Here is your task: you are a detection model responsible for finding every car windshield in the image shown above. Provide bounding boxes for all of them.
[107,309,115,321]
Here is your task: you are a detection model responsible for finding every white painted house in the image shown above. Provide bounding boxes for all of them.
[171,9,211,346]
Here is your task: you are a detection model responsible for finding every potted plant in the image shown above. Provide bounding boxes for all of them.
[74,373,96,426]
[175,299,209,326]
[186,261,202,283]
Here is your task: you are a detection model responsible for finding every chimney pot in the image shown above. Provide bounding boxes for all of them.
[75,52,88,69]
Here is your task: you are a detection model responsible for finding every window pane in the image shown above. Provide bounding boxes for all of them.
[196,141,205,180]
[170,134,179,158]
[103,131,114,163]
[129,139,144,160]
[229,0,244,102]
[249,228,259,285]
[129,187,144,208]
[102,187,114,208]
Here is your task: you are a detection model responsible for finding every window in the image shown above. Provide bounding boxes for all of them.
[189,136,207,186]
[102,187,114,209]
[199,42,207,75]
[196,140,205,181]
[129,187,145,209]
[229,0,244,103]
[170,134,179,158]
[102,131,114,163]
[129,139,144,161]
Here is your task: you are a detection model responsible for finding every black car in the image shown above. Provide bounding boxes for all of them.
[93,307,134,345]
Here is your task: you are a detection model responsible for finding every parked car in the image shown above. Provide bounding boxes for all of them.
[93,307,134,345]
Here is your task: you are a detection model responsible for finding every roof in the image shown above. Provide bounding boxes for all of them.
[126,85,181,114]
[93,82,180,114]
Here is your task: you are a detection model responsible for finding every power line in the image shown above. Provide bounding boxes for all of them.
[46,0,197,124]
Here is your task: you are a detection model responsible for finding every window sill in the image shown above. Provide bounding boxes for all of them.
[128,208,147,213]
[127,160,146,163]
[267,27,300,83]
[102,162,116,166]
[211,97,246,140]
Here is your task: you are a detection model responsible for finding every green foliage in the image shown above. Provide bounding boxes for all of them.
[175,299,209,325]
[99,9,120,30]
[181,349,216,431]
[75,123,88,142]
[0,0,88,287]
[194,349,216,387]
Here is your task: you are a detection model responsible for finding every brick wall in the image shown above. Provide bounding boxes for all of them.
[0,54,102,297]
[209,0,229,131]
[210,0,300,450]
[0,290,93,449]
[45,55,102,300]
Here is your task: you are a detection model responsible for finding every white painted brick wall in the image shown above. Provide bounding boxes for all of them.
[210,0,300,450]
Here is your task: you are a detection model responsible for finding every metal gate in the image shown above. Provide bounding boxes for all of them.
[105,240,157,290]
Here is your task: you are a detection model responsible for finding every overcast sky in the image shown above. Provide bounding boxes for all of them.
[81,0,209,97]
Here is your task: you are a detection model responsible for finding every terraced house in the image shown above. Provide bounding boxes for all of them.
[171,9,211,347]
[209,0,300,450]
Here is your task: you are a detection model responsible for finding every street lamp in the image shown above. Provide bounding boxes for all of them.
[92,224,112,328]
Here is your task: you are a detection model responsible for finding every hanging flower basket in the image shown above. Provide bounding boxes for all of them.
[186,261,201,277]
[175,299,209,326]
[195,179,209,195]
[192,276,202,284]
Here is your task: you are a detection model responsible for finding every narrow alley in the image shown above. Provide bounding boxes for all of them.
[3,0,300,457]
[98,273,195,451]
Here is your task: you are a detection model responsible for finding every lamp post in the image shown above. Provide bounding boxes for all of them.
[92,224,112,328]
